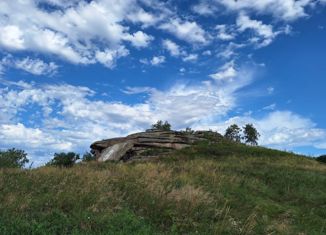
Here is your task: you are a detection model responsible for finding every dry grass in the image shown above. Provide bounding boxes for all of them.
[0,142,325,234]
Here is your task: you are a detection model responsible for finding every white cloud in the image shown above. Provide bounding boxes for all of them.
[0,25,25,50]
[182,54,198,62]
[216,24,236,41]
[127,9,160,27]
[14,58,58,76]
[0,123,72,151]
[159,18,208,44]
[140,56,166,66]
[95,47,129,68]
[0,0,156,67]
[209,61,237,80]
[1,56,58,76]
[218,42,245,58]
[195,110,326,150]
[215,0,316,21]
[124,31,154,48]
[236,13,277,47]
[192,2,218,16]
[162,39,182,57]
[262,103,276,111]
[150,56,165,66]
[258,111,326,148]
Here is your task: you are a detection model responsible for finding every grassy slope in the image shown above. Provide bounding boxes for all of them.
[0,141,325,235]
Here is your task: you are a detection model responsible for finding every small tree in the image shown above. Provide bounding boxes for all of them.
[82,152,96,162]
[243,124,260,146]
[0,148,29,168]
[47,152,80,168]
[224,124,242,143]
[316,155,326,164]
[151,120,171,131]
[185,127,194,134]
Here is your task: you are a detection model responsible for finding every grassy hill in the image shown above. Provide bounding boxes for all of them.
[1,141,325,234]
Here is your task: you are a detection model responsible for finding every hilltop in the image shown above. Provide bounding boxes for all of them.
[1,140,325,234]
[90,129,223,162]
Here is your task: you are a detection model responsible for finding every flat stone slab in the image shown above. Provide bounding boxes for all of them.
[90,130,223,162]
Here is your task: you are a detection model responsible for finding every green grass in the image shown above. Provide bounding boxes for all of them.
[1,141,325,234]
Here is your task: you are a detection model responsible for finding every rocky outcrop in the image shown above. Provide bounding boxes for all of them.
[90,129,223,162]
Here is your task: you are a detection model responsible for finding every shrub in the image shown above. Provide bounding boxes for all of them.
[82,152,96,162]
[316,155,326,163]
[47,152,80,168]
[185,127,194,134]
[151,120,171,131]
[0,148,29,169]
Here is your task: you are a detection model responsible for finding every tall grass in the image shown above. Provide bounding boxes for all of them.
[0,141,325,234]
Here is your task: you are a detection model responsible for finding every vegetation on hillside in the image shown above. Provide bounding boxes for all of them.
[0,148,29,169]
[151,120,172,131]
[1,141,325,234]
[316,155,326,164]
[224,124,260,146]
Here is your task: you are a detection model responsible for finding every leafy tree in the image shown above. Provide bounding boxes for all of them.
[151,120,171,131]
[47,152,80,168]
[82,152,96,162]
[224,124,242,143]
[243,124,260,146]
[185,127,194,134]
[0,148,29,169]
[316,155,326,164]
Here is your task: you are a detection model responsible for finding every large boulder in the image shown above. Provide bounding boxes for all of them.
[90,129,223,162]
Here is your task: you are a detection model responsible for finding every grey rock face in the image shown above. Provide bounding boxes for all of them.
[90,130,223,162]
[98,141,134,162]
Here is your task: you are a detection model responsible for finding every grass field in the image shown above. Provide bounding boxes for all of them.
[1,141,325,234]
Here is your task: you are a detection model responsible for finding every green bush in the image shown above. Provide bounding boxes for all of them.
[0,148,29,168]
[82,152,96,162]
[47,152,80,167]
[151,120,171,131]
[316,155,326,163]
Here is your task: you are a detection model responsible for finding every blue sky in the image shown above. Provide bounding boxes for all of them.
[0,0,326,165]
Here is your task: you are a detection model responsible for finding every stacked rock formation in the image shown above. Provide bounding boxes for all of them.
[90,129,223,162]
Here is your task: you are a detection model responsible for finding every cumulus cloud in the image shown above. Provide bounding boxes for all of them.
[1,56,58,76]
[162,39,182,57]
[193,110,326,150]
[159,18,208,44]
[0,0,157,67]
[140,56,166,66]
[0,25,25,50]
[95,47,129,68]
[15,58,57,76]
[214,0,317,21]
[124,31,154,48]
[150,56,166,66]
[192,2,218,16]
[253,111,326,148]
[0,123,72,150]
[236,13,289,47]
[215,25,236,41]
[209,61,237,80]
